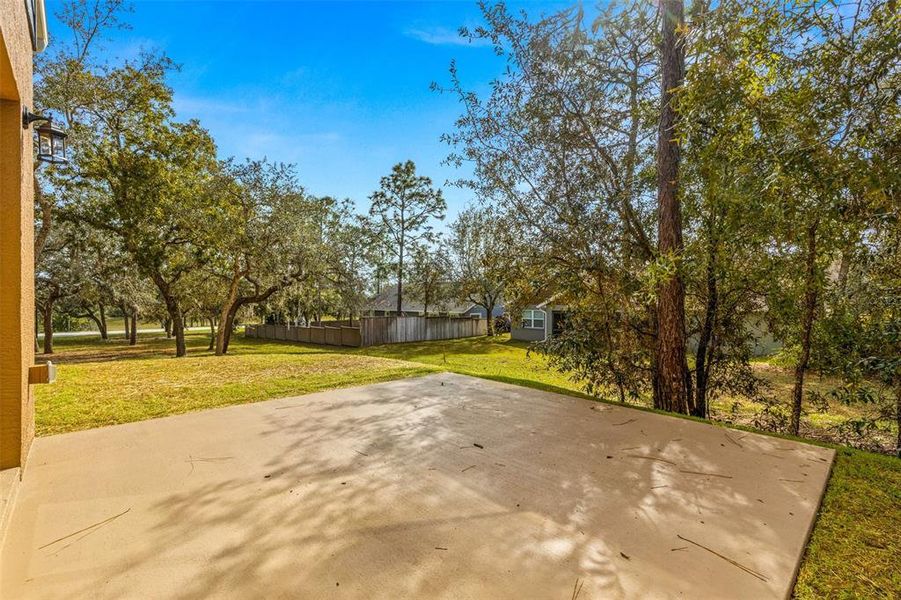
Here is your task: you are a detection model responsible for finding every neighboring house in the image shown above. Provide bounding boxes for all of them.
[462,303,506,319]
[511,300,568,342]
[364,284,505,318]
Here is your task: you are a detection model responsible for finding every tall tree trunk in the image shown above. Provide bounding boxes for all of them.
[221,281,288,355]
[171,311,186,357]
[214,301,235,356]
[694,236,718,419]
[82,308,105,339]
[486,299,496,336]
[42,302,54,355]
[129,310,137,346]
[164,318,172,338]
[222,303,240,354]
[122,304,131,340]
[98,304,108,340]
[654,0,689,414]
[208,317,217,351]
[152,274,186,357]
[396,246,404,315]
[790,222,819,435]
[215,267,242,356]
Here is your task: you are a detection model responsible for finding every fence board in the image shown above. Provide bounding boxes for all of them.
[324,327,342,346]
[340,327,361,347]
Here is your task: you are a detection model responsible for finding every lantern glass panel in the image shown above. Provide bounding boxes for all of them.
[52,132,66,162]
[38,131,52,157]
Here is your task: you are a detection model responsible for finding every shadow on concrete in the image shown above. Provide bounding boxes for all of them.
[3,374,833,599]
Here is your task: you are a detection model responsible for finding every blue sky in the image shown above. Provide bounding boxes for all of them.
[47,0,570,220]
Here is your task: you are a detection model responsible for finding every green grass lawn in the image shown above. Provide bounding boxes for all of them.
[360,335,588,396]
[34,330,899,598]
[35,332,433,436]
[794,448,900,599]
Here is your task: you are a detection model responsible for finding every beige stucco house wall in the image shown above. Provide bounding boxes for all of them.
[1,0,42,494]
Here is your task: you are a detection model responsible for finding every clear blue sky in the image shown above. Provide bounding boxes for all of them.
[47,0,569,220]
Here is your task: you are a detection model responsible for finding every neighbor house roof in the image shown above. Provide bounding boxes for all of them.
[366,284,479,315]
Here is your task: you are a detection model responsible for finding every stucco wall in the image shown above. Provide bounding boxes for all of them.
[0,0,36,470]
[511,306,548,342]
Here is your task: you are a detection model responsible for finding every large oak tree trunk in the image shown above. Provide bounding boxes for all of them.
[152,273,187,357]
[215,267,242,356]
[129,311,137,346]
[82,307,107,340]
[483,295,497,336]
[172,311,186,357]
[220,284,283,355]
[654,0,690,414]
[790,222,819,435]
[122,304,131,340]
[221,303,240,354]
[98,305,108,340]
[41,302,55,355]
[208,318,217,351]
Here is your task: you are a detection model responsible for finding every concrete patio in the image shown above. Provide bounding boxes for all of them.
[1,373,833,599]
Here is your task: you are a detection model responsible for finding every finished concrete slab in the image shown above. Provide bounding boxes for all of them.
[1,373,833,599]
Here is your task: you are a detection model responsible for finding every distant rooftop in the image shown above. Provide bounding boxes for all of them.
[367,284,480,315]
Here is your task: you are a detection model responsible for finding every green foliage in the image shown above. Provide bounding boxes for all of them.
[441,0,899,442]
[441,1,660,397]
[448,205,513,330]
[406,241,454,314]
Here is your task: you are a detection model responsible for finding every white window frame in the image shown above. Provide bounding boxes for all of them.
[521,309,546,330]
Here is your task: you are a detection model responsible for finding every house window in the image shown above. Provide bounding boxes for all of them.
[521,309,545,330]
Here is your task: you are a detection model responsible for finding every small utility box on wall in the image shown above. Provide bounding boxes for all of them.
[28,362,56,385]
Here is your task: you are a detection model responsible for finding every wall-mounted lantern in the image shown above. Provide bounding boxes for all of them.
[22,109,67,164]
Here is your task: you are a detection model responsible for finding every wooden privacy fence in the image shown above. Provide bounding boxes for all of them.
[359,315,486,345]
[244,315,486,348]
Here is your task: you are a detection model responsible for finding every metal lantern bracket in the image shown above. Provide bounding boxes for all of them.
[22,109,51,128]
